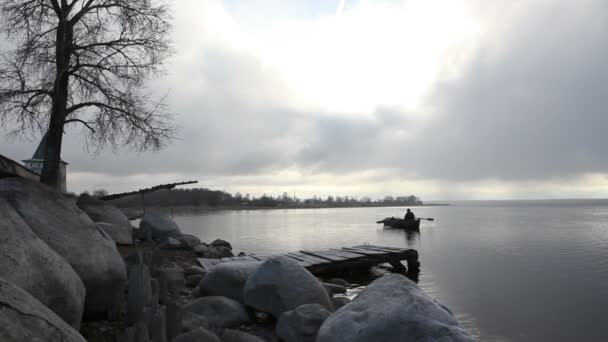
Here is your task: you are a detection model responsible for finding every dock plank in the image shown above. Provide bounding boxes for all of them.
[198,245,419,276]
[355,245,407,253]
[341,247,387,255]
[288,252,330,264]
[326,249,367,259]
[357,244,406,252]
[301,250,346,262]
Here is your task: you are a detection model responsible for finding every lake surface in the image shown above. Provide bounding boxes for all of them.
[171,201,608,341]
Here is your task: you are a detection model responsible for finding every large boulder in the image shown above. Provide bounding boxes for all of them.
[197,261,261,302]
[0,178,127,317]
[0,278,86,342]
[221,329,265,342]
[96,222,133,245]
[173,327,221,342]
[243,256,332,317]
[139,211,181,240]
[178,234,202,249]
[0,198,85,328]
[77,194,133,244]
[181,296,250,329]
[317,274,475,342]
[276,304,331,342]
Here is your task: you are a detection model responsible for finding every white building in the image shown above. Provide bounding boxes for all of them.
[22,134,68,192]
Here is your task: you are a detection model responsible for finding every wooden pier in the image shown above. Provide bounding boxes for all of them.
[197,245,420,275]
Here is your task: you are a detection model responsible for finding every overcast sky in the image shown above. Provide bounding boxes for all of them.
[2,0,608,200]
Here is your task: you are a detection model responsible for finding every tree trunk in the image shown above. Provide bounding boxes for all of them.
[40,17,71,191]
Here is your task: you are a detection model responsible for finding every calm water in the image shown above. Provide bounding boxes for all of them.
[170,202,608,341]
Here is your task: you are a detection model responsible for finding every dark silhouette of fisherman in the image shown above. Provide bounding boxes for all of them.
[404,208,415,221]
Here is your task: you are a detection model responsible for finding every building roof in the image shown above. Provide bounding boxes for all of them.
[22,133,68,165]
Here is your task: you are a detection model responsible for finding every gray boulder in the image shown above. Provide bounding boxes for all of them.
[0,278,86,342]
[184,266,206,276]
[317,274,475,342]
[173,327,221,342]
[177,234,201,249]
[182,296,250,329]
[211,238,232,250]
[0,178,127,317]
[193,243,233,258]
[77,194,133,244]
[0,198,85,328]
[139,211,181,240]
[221,329,265,342]
[330,297,351,311]
[96,222,133,245]
[162,236,184,250]
[243,256,333,317]
[197,261,261,302]
[185,274,204,288]
[276,304,331,342]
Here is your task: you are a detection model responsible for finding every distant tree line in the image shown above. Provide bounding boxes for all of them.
[100,188,424,209]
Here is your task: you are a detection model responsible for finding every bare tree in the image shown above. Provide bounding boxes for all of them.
[0,0,175,189]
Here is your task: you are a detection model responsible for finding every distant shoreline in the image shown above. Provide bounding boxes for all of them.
[120,203,450,218]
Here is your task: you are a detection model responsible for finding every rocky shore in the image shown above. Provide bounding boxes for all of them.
[0,177,474,341]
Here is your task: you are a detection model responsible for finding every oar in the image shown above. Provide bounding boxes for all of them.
[418,217,434,221]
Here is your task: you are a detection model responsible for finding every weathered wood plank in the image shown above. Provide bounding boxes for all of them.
[288,252,329,265]
[301,250,346,262]
[326,249,367,259]
[357,244,406,252]
[280,254,313,267]
[342,247,387,255]
[199,245,419,276]
[355,245,407,253]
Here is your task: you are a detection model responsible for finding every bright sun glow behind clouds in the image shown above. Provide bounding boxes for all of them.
[239,0,481,115]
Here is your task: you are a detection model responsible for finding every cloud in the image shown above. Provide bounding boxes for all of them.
[2,0,608,199]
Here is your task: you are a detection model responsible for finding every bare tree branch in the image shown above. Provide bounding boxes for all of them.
[0,0,176,188]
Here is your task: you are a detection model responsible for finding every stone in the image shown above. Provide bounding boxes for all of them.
[276,304,331,342]
[186,274,204,288]
[243,256,333,317]
[177,234,201,249]
[193,244,233,258]
[181,296,250,329]
[96,222,134,245]
[0,178,127,317]
[215,246,234,258]
[210,238,232,250]
[330,297,351,311]
[172,327,221,342]
[0,197,85,328]
[197,261,261,303]
[316,274,475,342]
[221,329,265,342]
[78,193,133,244]
[0,278,86,342]
[139,211,181,240]
[184,266,206,276]
[322,283,347,295]
[162,237,184,250]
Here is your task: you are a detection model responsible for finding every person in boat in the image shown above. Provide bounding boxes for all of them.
[404,208,415,221]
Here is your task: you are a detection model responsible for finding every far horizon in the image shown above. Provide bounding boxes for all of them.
[3,0,608,201]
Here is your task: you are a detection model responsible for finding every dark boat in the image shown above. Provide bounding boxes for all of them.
[377,217,421,230]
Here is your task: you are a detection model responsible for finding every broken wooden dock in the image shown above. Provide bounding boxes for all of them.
[197,244,419,275]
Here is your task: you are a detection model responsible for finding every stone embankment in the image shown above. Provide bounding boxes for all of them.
[0,177,474,341]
